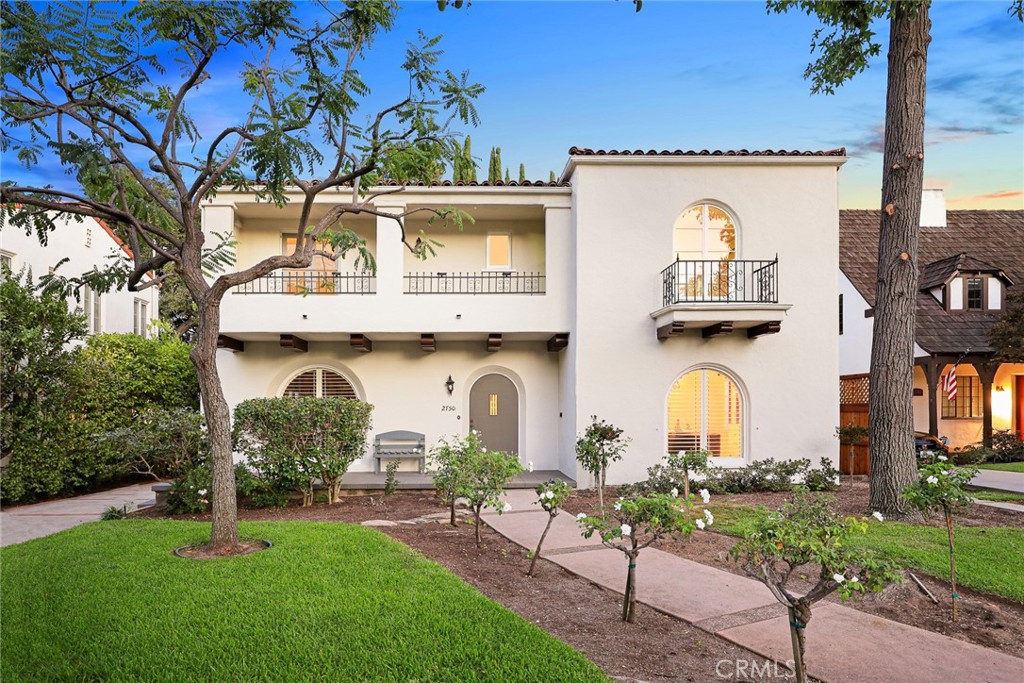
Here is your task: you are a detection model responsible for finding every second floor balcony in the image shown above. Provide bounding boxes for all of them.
[235,270,376,295]
[653,257,789,340]
[404,271,545,295]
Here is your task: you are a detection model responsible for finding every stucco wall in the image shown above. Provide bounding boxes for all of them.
[568,159,843,484]
[216,339,564,472]
[839,273,873,376]
[1,213,160,337]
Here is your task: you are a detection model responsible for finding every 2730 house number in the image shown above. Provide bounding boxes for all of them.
[441,405,456,412]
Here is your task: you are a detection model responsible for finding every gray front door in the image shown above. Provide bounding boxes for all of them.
[469,374,519,455]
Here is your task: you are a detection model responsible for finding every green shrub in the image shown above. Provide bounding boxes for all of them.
[95,407,204,479]
[234,462,291,509]
[233,397,373,505]
[166,464,211,515]
[452,431,522,547]
[954,445,994,466]
[988,430,1024,463]
[804,457,842,491]
[640,456,839,496]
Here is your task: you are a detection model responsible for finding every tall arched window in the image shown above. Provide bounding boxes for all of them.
[283,368,357,399]
[667,368,743,459]
[673,203,737,261]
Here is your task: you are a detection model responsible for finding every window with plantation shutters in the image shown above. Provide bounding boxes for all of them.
[667,368,743,458]
[283,368,356,399]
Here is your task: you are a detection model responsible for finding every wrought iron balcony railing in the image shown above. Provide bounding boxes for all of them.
[661,258,778,306]
[234,271,376,295]
[404,271,545,295]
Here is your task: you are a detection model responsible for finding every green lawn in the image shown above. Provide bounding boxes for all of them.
[977,461,1024,472]
[1,521,608,683]
[709,503,1024,603]
[970,489,1024,503]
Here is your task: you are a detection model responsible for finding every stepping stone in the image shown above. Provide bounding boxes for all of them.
[360,520,398,527]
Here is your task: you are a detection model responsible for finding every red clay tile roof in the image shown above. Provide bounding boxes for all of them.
[568,146,847,157]
[840,209,1024,354]
[378,179,569,188]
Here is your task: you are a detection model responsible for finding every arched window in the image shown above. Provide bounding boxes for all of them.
[283,368,357,399]
[673,203,737,261]
[667,368,743,459]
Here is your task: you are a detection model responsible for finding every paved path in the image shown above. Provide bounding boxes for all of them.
[0,483,155,547]
[971,468,1024,494]
[484,489,1023,683]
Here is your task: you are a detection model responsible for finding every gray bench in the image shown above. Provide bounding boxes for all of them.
[373,430,426,473]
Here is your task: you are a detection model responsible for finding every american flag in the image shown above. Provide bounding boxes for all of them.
[944,366,958,402]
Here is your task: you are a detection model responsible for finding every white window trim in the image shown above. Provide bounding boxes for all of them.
[134,298,149,337]
[485,232,513,271]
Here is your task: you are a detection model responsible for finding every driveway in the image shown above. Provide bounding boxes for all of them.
[0,483,156,547]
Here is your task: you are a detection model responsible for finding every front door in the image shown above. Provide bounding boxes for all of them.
[469,374,519,455]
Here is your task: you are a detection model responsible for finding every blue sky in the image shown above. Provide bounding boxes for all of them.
[4,1,1022,209]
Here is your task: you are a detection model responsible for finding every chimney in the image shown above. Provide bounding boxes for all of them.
[920,189,946,228]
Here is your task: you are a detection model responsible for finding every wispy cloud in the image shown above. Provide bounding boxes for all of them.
[842,120,1008,158]
[948,190,1024,205]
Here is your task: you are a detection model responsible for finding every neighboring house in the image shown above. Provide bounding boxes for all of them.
[0,213,160,338]
[206,147,846,484]
[839,190,1024,452]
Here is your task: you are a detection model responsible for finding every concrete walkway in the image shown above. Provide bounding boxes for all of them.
[0,482,155,547]
[971,468,1024,494]
[484,489,1023,683]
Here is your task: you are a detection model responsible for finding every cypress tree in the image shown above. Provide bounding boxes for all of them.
[464,135,477,182]
[487,147,499,184]
[549,170,556,183]
[518,163,526,183]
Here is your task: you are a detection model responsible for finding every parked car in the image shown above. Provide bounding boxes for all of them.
[914,432,949,458]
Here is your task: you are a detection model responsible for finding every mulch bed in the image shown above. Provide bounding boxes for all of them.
[137,479,1023,673]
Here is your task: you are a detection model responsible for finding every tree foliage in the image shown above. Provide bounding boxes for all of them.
[233,397,373,506]
[0,1,483,549]
[450,431,522,547]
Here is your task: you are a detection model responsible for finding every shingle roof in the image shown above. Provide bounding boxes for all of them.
[839,209,1024,355]
[568,146,847,157]
[918,253,1010,291]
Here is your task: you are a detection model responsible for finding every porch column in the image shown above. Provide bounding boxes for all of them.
[920,359,941,437]
[976,360,999,448]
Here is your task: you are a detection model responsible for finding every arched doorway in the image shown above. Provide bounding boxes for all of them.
[469,374,519,454]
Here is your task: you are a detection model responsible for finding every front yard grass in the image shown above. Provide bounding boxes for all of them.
[977,462,1024,473]
[709,502,1024,603]
[970,489,1024,503]
[1,520,608,683]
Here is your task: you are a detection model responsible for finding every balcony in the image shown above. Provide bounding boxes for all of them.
[652,258,789,339]
[404,271,545,295]
[234,271,376,295]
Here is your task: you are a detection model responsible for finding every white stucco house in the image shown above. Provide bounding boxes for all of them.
[839,190,1024,456]
[1,213,160,338]
[207,146,846,485]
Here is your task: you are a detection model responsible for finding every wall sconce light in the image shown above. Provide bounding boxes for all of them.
[995,385,1005,392]
[445,375,455,396]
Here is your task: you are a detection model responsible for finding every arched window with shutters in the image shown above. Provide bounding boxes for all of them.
[281,367,358,399]
[666,367,744,460]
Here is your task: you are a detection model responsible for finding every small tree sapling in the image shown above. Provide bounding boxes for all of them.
[835,423,869,481]
[575,416,630,512]
[529,479,573,576]
[430,435,470,526]
[669,450,710,498]
[452,432,523,547]
[729,490,900,683]
[578,489,709,622]
[903,455,978,623]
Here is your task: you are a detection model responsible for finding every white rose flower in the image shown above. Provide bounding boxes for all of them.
[833,573,845,584]
[851,576,859,583]
[620,524,632,536]
[700,489,711,504]
[791,473,805,485]
[546,490,555,500]
[926,475,939,485]
[695,519,706,530]
[704,509,714,524]
[670,487,679,498]
[941,470,950,476]
[937,455,948,462]
[614,501,622,511]
[690,470,706,482]
[872,511,885,522]
[198,489,207,496]
[765,473,776,481]
[502,502,512,513]
[528,460,534,472]
[576,512,587,521]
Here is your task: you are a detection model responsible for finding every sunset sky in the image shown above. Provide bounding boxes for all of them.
[4,1,1021,209]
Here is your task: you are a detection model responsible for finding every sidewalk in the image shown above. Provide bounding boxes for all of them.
[484,489,1023,683]
[0,482,155,547]
[971,468,1024,494]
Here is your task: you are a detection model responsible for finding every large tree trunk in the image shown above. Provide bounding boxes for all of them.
[192,299,239,550]
[868,1,930,515]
